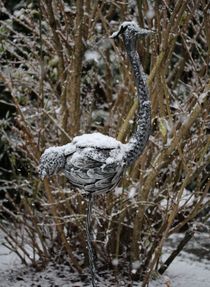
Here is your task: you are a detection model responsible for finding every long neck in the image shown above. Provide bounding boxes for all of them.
[124,36,151,166]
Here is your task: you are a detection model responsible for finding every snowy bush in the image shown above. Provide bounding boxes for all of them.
[0,0,209,286]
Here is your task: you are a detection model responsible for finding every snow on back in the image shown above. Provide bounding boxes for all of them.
[72,132,122,149]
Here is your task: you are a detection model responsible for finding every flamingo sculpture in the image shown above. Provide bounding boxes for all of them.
[39,21,152,287]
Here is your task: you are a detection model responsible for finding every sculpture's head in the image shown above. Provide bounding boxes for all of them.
[39,147,65,179]
[110,21,154,48]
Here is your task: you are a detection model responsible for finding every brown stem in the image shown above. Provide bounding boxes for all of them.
[158,230,195,275]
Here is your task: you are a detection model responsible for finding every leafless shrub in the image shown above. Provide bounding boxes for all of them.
[0,0,209,285]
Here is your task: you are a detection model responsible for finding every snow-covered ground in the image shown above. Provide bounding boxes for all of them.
[0,232,210,287]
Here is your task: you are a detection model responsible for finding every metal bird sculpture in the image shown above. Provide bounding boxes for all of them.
[39,21,152,287]
[39,21,151,192]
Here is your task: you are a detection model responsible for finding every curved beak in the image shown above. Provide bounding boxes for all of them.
[110,25,126,39]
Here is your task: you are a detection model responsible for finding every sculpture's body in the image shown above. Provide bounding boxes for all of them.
[39,21,152,194]
[40,133,127,194]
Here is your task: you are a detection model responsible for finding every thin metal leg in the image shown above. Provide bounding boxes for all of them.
[86,193,97,287]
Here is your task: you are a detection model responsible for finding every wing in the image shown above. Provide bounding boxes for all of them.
[64,147,124,194]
